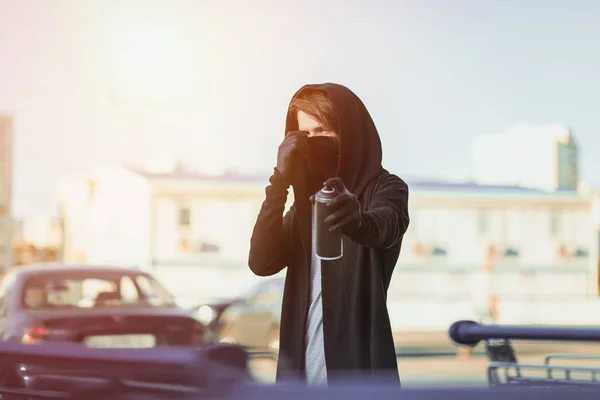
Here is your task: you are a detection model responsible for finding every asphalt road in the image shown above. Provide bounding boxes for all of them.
[249,355,490,386]
[249,350,600,387]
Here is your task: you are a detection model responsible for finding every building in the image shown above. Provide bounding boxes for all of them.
[57,163,277,267]
[56,163,600,319]
[57,164,591,269]
[0,116,13,269]
[11,216,62,266]
[57,163,288,301]
[400,180,590,267]
[472,124,578,192]
[389,180,598,329]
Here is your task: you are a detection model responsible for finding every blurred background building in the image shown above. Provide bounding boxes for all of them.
[0,114,597,330]
[401,180,589,266]
[53,132,600,329]
[56,160,273,267]
[12,216,62,266]
[0,116,13,269]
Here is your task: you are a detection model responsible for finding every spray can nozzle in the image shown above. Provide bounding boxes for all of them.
[322,184,335,194]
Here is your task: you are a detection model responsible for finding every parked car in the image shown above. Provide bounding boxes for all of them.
[190,277,284,353]
[0,263,209,394]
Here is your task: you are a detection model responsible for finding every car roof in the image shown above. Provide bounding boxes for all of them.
[6,263,148,279]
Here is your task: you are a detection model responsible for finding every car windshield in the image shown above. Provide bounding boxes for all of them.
[244,278,284,302]
[22,270,176,310]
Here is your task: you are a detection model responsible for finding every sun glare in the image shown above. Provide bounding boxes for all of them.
[102,5,191,103]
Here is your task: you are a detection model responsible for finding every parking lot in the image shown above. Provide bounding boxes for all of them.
[249,343,600,387]
[249,355,490,386]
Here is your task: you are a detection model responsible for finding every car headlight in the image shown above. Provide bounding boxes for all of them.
[195,305,216,325]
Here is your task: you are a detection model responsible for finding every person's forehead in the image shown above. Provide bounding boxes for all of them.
[297,110,323,128]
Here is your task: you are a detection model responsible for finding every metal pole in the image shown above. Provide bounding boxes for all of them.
[450,320,600,347]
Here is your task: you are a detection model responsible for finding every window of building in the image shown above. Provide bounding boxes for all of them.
[477,210,490,236]
[504,247,520,258]
[549,210,561,236]
[574,248,589,258]
[179,236,191,252]
[199,241,219,253]
[178,206,191,227]
[432,246,447,257]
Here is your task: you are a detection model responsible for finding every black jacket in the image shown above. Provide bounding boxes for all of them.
[248,83,410,383]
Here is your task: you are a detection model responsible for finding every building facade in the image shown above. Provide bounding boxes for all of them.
[56,164,600,314]
[0,116,13,269]
[57,166,593,269]
[57,164,279,268]
[401,180,590,267]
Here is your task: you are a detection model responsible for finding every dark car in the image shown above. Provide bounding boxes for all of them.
[190,277,284,353]
[0,263,208,392]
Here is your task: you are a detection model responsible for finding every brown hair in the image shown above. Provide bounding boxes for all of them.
[289,90,338,133]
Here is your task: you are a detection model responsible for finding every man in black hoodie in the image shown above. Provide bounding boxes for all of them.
[248,83,409,386]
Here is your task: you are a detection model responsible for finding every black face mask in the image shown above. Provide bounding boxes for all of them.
[306,136,340,181]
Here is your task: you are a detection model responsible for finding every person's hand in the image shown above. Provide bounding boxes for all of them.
[276,131,308,184]
[320,177,362,233]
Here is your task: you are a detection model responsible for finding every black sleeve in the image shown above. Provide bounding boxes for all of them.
[347,175,410,249]
[248,169,293,276]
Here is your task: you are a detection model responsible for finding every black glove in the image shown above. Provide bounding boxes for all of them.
[316,177,362,233]
[276,131,308,185]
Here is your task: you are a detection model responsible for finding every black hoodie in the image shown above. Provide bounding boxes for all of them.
[248,83,410,383]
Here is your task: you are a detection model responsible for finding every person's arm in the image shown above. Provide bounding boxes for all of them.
[248,169,293,276]
[349,176,409,249]
[324,176,409,250]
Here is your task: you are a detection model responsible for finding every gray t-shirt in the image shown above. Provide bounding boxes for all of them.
[304,216,327,386]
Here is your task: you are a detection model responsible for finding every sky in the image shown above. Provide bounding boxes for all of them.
[1,0,600,218]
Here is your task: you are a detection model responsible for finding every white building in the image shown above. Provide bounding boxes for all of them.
[57,163,284,301]
[56,163,600,316]
[472,124,578,192]
[400,180,591,267]
[57,163,274,268]
[57,164,592,270]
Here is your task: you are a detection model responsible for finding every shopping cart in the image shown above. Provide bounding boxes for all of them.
[449,320,600,389]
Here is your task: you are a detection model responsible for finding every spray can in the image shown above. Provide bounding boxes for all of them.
[314,184,343,260]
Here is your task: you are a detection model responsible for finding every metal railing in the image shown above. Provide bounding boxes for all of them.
[450,320,600,388]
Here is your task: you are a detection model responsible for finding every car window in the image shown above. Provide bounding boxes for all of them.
[135,275,175,306]
[0,272,16,294]
[245,282,268,302]
[23,278,118,309]
[248,280,283,306]
[120,276,140,303]
[0,272,16,317]
[21,271,173,310]
[252,291,279,304]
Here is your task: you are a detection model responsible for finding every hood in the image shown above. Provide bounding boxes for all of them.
[285,83,384,198]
